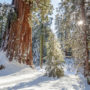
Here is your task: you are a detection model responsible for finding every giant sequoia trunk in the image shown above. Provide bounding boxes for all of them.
[3,0,33,66]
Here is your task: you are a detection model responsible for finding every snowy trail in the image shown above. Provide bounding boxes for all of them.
[0,51,90,90]
[0,68,42,89]
[0,67,88,90]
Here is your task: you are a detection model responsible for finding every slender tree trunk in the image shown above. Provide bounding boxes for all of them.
[80,0,89,76]
[40,23,44,68]
[40,34,43,68]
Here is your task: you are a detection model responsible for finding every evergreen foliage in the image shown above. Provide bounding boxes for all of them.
[45,32,64,78]
[55,0,87,67]
[55,0,90,79]
[0,4,12,47]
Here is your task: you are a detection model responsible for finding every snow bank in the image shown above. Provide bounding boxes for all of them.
[0,50,30,76]
[64,58,76,75]
[0,51,8,65]
[0,51,90,90]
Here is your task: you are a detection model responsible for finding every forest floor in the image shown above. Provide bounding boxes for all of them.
[0,51,90,90]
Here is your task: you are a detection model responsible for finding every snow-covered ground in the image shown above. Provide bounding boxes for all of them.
[0,51,90,90]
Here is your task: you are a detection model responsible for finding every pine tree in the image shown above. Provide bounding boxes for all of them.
[46,32,64,78]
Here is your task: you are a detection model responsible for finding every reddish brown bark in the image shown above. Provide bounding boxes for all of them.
[3,0,33,66]
[80,0,89,76]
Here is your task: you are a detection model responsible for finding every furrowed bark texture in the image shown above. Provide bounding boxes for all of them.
[3,0,33,66]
